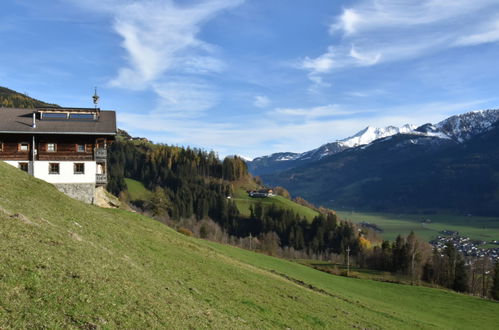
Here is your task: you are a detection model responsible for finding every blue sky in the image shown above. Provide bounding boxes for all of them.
[2,0,499,159]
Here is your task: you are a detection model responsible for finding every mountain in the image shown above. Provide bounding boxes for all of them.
[261,109,499,215]
[2,162,499,328]
[248,124,417,176]
[417,109,499,142]
[0,86,58,108]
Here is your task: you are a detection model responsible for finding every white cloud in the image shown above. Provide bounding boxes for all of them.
[271,104,357,119]
[330,9,361,35]
[71,0,243,111]
[349,46,381,66]
[253,95,270,108]
[301,0,499,86]
[152,80,219,117]
[301,47,335,74]
[456,19,499,46]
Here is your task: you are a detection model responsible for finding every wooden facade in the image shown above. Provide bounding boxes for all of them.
[0,133,113,162]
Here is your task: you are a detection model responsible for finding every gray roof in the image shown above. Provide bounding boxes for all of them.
[0,108,116,135]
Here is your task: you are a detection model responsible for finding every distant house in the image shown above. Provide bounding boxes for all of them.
[0,107,116,203]
[248,188,274,198]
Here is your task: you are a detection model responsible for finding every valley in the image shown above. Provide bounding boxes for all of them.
[336,211,499,243]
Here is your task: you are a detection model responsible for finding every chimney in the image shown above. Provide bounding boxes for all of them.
[32,112,36,128]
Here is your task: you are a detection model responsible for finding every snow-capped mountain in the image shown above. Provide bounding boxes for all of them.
[338,124,416,148]
[248,109,499,176]
[248,124,417,175]
[434,110,499,142]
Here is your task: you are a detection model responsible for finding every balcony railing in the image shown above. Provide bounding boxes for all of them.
[94,148,107,160]
[96,174,107,184]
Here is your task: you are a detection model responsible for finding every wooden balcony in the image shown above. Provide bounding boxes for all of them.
[96,174,107,185]
[94,148,107,160]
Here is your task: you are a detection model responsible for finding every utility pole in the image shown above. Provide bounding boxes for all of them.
[346,246,351,277]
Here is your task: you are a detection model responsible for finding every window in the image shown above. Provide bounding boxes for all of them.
[42,113,67,119]
[76,144,85,152]
[49,163,60,174]
[19,143,29,152]
[19,162,28,172]
[74,163,85,174]
[47,143,56,152]
[69,113,94,120]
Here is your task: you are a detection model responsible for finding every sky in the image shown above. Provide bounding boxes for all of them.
[1,0,499,159]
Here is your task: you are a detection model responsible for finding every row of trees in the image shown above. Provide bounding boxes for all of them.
[362,232,499,298]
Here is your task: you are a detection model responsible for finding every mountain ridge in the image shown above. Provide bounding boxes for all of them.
[260,113,499,215]
[248,109,499,177]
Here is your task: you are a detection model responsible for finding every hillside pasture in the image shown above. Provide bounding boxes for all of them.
[232,188,319,221]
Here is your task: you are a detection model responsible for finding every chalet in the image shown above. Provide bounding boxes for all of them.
[0,107,116,203]
[248,188,274,198]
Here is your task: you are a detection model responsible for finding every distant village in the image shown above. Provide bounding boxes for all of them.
[430,233,499,262]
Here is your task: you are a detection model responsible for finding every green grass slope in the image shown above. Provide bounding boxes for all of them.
[233,188,319,221]
[124,177,153,201]
[1,162,498,329]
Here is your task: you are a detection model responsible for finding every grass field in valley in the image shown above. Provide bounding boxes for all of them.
[124,177,152,201]
[232,188,319,221]
[336,210,499,242]
[1,162,498,329]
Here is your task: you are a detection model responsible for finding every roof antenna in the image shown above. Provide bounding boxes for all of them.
[92,87,100,110]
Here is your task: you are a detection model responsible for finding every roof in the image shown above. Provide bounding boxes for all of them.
[0,107,116,135]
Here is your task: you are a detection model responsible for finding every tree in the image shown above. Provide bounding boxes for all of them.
[491,262,499,300]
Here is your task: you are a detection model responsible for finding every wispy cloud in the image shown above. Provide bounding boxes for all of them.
[71,0,243,112]
[270,104,359,120]
[253,95,270,108]
[301,0,499,86]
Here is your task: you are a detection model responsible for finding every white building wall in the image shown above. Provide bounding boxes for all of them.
[34,161,96,184]
[4,160,32,173]
[3,160,96,184]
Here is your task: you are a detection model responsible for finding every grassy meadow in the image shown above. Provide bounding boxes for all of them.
[232,188,319,221]
[124,177,153,201]
[336,210,499,242]
[1,162,499,328]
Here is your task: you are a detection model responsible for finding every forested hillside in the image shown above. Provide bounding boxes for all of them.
[107,138,364,258]
[108,138,245,224]
[0,86,58,108]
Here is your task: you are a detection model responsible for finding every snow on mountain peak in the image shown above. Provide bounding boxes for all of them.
[338,124,416,148]
[436,109,499,142]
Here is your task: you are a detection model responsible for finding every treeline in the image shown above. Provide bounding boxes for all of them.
[108,139,247,222]
[244,202,360,255]
[0,86,58,108]
[361,232,499,299]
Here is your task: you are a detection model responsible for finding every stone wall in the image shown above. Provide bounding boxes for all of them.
[54,183,95,204]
